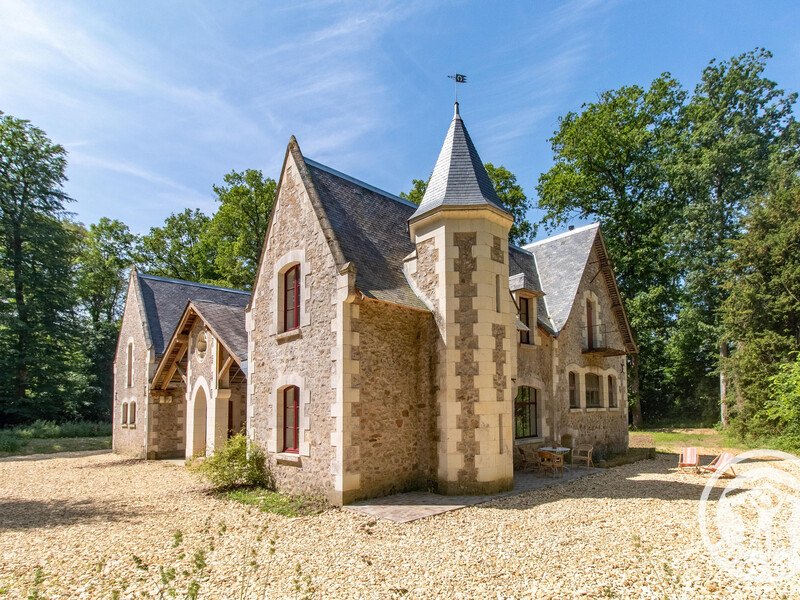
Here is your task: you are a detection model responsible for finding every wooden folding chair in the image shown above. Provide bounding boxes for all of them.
[701,452,737,478]
[677,447,700,472]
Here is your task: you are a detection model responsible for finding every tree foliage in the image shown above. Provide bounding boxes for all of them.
[207,169,275,290]
[721,176,800,444]
[0,112,81,423]
[537,75,687,426]
[136,208,219,284]
[672,48,800,423]
[399,179,428,206]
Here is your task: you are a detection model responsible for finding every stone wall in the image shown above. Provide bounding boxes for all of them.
[247,153,339,499]
[348,299,436,500]
[147,392,185,459]
[513,330,554,468]
[113,278,150,458]
[553,245,629,455]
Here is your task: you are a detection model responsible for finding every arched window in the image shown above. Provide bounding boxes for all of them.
[586,373,601,408]
[283,386,299,453]
[121,402,128,426]
[568,372,579,408]
[586,299,595,349]
[284,265,301,331]
[514,386,538,439]
[608,375,617,408]
[126,342,134,387]
[129,401,137,425]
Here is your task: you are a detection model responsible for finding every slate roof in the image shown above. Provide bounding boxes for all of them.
[523,223,600,334]
[136,273,250,356]
[303,158,428,310]
[191,300,248,364]
[409,103,509,223]
[508,245,555,335]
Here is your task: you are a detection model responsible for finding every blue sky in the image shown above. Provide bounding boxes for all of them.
[1,0,798,239]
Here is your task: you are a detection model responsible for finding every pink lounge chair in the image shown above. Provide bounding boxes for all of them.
[678,447,699,472]
[700,452,737,478]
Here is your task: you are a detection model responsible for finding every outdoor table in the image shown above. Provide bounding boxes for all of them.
[539,446,571,470]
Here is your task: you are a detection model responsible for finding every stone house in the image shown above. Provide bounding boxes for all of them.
[113,270,249,459]
[114,104,636,504]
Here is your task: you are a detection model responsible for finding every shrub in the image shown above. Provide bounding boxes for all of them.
[10,420,111,439]
[194,434,272,490]
[0,432,22,453]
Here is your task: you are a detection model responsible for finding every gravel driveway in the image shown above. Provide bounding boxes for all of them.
[0,450,797,599]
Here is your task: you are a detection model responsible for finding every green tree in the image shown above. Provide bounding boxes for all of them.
[400,165,535,245]
[484,163,535,244]
[136,208,219,284]
[207,169,276,290]
[721,175,800,444]
[73,218,137,420]
[399,178,429,206]
[76,218,137,324]
[536,75,687,427]
[0,112,82,423]
[674,48,800,426]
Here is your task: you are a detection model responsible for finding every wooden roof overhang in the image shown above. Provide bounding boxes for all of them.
[150,301,246,392]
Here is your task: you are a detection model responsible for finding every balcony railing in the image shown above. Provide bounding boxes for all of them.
[581,324,626,356]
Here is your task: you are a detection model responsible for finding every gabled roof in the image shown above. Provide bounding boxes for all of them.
[292,148,428,311]
[151,299,248,391]
[192,300,248,364]
[409,103,509,223]
[524,224,600,334]
[524,223,637,353]
[136,273,250,356]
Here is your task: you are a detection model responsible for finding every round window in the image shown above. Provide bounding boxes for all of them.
[196,331,208,361]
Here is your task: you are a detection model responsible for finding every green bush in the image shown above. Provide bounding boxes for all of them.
[194,434,273,490]
[0,432,22,453]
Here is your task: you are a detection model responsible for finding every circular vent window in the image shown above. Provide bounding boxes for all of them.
[196,331,208,361]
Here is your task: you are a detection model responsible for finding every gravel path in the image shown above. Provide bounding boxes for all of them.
[1,451,797,599]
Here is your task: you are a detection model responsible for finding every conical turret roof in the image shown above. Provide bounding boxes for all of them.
[409,103,509,222]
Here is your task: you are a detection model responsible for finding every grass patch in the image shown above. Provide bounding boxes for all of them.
[651,431,710,446]
[0,420,112,458]
[222,487,329,517]
[597,447,656,468]
[0,436,111,458]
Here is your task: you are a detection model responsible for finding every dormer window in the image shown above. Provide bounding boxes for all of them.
[284,265,300,331]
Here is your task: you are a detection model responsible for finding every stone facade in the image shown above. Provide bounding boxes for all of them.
[350,298,436,500]
[113,277,151,458]
[513,244,629,468]
[247,150,339,501]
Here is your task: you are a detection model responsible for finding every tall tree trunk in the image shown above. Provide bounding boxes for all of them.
[629,355,643,428]
[720,341,729,428]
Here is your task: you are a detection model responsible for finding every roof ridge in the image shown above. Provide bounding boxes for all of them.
[138,273,250,295]
[523,222,599,249]
[304,157,418,209]
[191,298,246,306]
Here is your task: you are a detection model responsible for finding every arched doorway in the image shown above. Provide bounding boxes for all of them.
[192,386,207,457]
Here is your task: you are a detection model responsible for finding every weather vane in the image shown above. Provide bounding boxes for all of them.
[447,73,467,102]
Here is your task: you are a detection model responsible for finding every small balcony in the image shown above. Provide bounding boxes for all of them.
[581,324,626,357]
